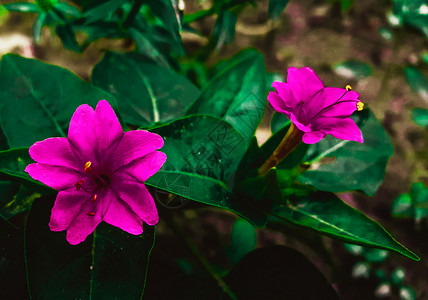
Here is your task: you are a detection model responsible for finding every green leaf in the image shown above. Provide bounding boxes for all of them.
[0,148,37,183]
[25,197,155,299]
[399,286,417,300]
[270,112,290,133]
[4,2,40,13]
[268,0,289,20]
[32,12,47,43]
[391,193,413,218]
[55,22,81,52]
[391,267,405,285]
[92,52,199,127]
[298,110,393,195]
[411,108,428,128]
[55,2,80,18]
[146,115,270,225]
[82,0,127,23]
[227,218,257,265]
[269,192,419,261]
[212,10,238,49]
[404,66,428,101]
[334,61,373,79]
[186,49,266,145]
[363,248,389,263]
[0,54,116,148]
[393,0,428,38]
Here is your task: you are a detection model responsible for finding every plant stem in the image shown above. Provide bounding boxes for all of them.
[258,123,304,175]
[123,0,144,29]
[161,214,237,299]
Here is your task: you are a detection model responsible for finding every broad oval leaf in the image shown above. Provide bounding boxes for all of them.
[25,197,155,299]
[0,54,116,148]
[269,192,419,261]
[146,115,268,225]
[92,52,200,127]
[185,49,267,145]
[268,0,289,20]
[227,218,257,265]
[298,110,393,195]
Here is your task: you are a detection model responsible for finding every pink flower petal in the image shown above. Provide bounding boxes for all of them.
[66,192,103,245]
[306,88,359,119]
[111,173,159,225]
[289,113,311,132]
[302,131,325,144]
[49,190,92,231]
[95,100,124,154]
[29,137,81,170]
[103,189,145,235]
[115,151,167,182]
[108,130,165,171]
[25,163,82,190]
[68,104,97,163]
[287,67,324,103]
[271,82,299,108]
[311,117,364,143]
[267,91,292,116]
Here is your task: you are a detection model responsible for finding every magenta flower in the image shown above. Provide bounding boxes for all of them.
[268,67,364,144]
[25,100,166,245]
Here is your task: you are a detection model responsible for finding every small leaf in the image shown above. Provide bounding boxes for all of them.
[411,108,428,128]
[391,267,405,286]
[268,0,289,20]
[334,60,373,79]
[404,66,428,101]
[269,192,419,261]
[399,286,417,300]
[363,248,389,263]
[92,52,199,127]
[32,12,47,43]
[227,218,257,265]
[4,2,40,13]
[391,193,413,218]
[213,10,237,49]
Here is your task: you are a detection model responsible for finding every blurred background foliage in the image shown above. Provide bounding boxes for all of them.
[0,0,427,299]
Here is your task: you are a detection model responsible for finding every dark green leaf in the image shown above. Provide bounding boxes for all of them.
[82,0,128,23]
[363,248,389,263]
[26,197,155,299]
[186,49,266,145]
[391,267,405,285]
[4,2,39,13]
[92,52,199,127]
[213,10,238,49]
[268,0,289,20]
[32,12,47,43]
[399,286,417,300]
[334,60,373,79]
[270,112,290,133]
[411,108,428,128]
[269,192,419,261]
[55,2,80,18]
[227,218,257,265]
[404,66,428,101]
[146,115,270,225]
[0,54,116,148]
[0,148,37,183]
[145,0,182,41]
[55,22,81,52]
[298,110,393,195]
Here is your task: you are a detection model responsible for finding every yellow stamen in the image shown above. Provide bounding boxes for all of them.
[84,161,92,173]
[346,85,352,91]
[357,101,364,111]
[91,194,97,202]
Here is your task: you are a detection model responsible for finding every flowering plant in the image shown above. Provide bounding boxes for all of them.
[0,0,424,299]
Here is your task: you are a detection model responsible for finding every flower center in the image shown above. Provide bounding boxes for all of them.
[95,174,111,187]
[76,161,111,189]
